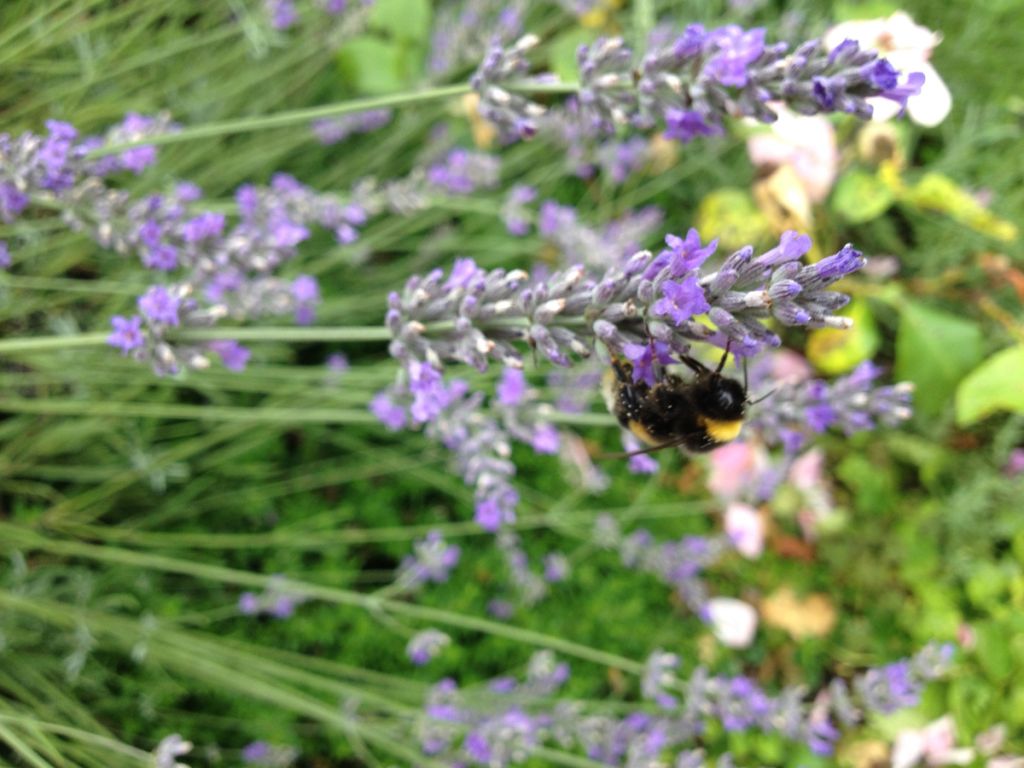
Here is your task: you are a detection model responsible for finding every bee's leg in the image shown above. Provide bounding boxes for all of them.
[678,353,709,375]
[678,340,733,375]
[610,356,633,384]
[715,340,732,374]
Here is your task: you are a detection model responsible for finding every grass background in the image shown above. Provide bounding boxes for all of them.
[1,0,1023,765]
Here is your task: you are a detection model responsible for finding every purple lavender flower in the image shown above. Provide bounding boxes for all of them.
[269,595,296,618]
[266,0,298,29]
[538,202,665,270]
[620,530,730,616]
[0,241,10,269]
[531,423,560,454]
[501,184,536,236]
[311,109,392,145]
[290,274,319,325]
[181,212,226,243]
[137,286,181,326]
[623,341,677,387]
[496,367,527,407]
[241,740,299,767]
[236,577,306,619]
[241,741,270,763]
[471,34,547,138]
[426,148,501,195]
[428,0,525,77]
[597,136,648,184]
[397,531,461,587]
[108,113,161,174]
[542,553,570,583]
[576,37,638,132]
[0,183,29,222]
[326,352,349,373]
[370,391,408,431]
[642,650,681,709]
[475,489,519,532]
[622,432,659,474]
[387,232,862,381]
[705,25,767,87]
[879,71,927,112]
[238,592,260,615]
[413,642,955,764]
[652,276,710,325]
[408,360,453,423]
[474,24,921,142]
[407,629,452,666]
[495,532,549,605]
[208,340,252,372]
[663,229,719,275]
[37,120,79,191]
[664,108,724,142]
[748,360,913,445]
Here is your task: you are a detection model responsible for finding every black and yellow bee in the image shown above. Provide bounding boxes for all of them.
[602,347,747,454]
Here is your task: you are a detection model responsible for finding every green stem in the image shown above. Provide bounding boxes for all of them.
[0,326,391,354]
[178,326,391,342]
[88,85,473,156]
[0,317,596,354]
[632,0,656,48]
[0,716,149,763]
[1,527,644,675]
[0,399,377,424]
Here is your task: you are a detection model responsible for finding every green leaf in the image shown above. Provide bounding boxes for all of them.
[835,454,896,516]
[975,621,1015,682]
[966,562,1009,609]
[805,298,880,375]
[548,27,597,84]
[895,301,983,418]
[955,345,1024,426]
[831,169,895,224]
[901,172,1018,242]
[369,0,431,42]
[695,188,771,251]
[336,36,406,94]
[834,0,900,21]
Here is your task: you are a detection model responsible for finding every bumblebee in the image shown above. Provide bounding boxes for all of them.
[602,347,747,454]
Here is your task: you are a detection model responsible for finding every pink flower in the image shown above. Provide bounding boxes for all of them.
[705,597,758,648]
[768,349,814,384]
[788,447,825,491]
[788,447,837,540]
[706,441,770,501]
[747,108,839,202]
[724,502,765,559]
[892,715,975,768]
[825,12,951,127]
[956,623,976,651]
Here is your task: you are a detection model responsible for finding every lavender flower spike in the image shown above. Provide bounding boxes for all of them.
[407,629,452,666]
[475,24,923,140]
[471,34,547,138]
[749,360,914,447]
[386,231,864,375]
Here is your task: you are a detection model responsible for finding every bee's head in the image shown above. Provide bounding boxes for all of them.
[694,373,748,421]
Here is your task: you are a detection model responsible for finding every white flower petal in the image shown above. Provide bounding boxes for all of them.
[824,18,888,51]
[892,730,926,768]
[906,61,952,127]
[706,597,758,648]
[724,502,765,559]
[942,748,977,766]
[885,11,942,53]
